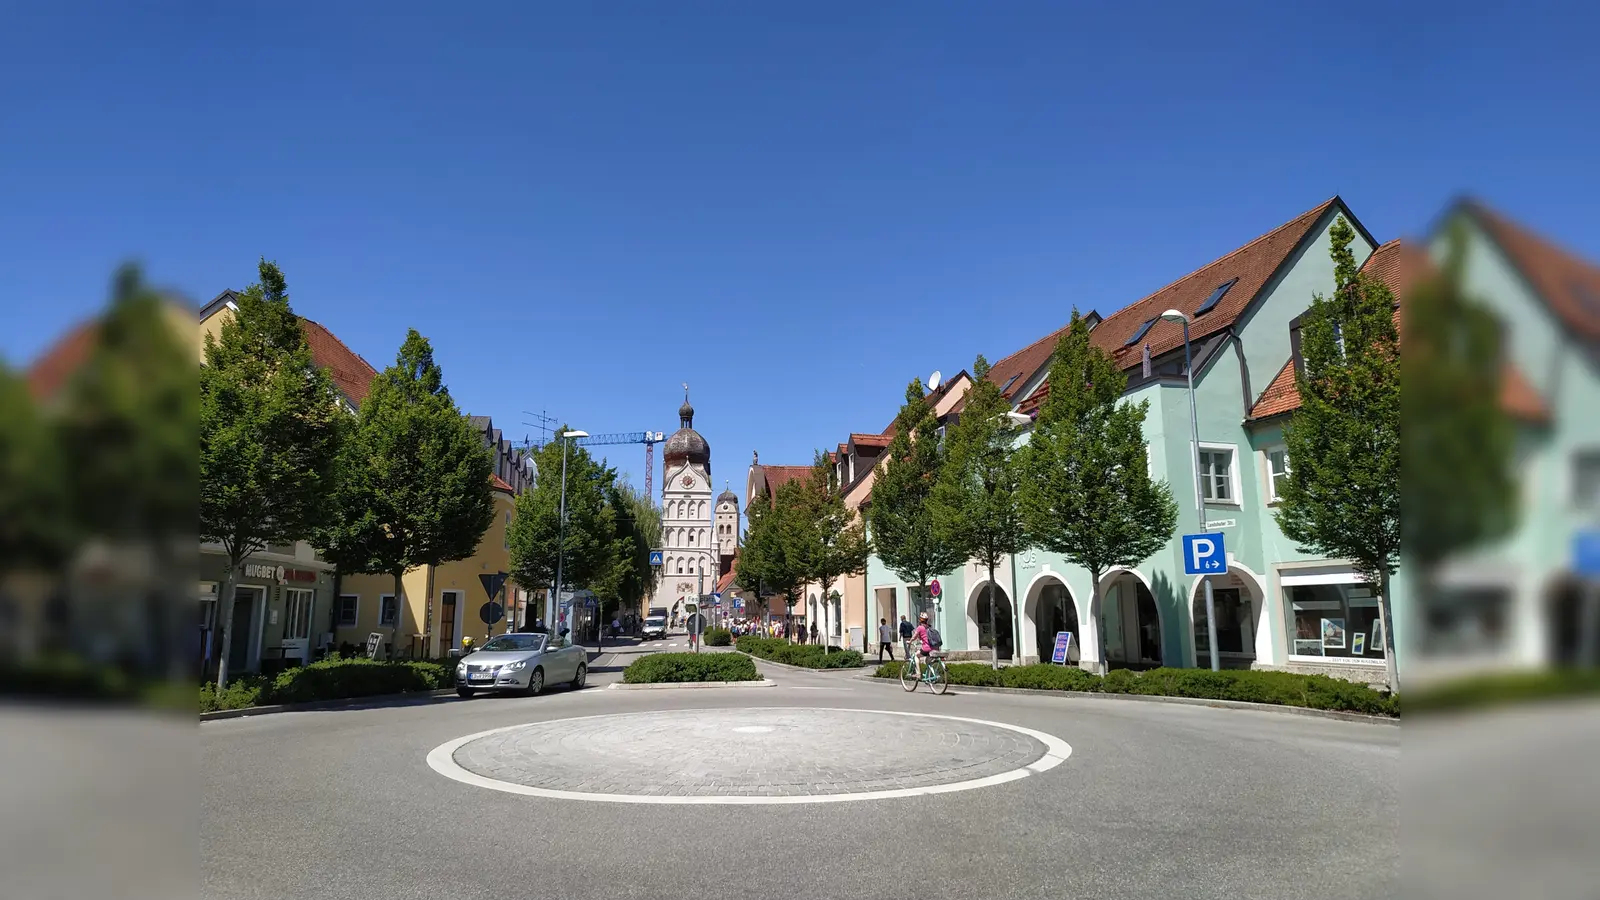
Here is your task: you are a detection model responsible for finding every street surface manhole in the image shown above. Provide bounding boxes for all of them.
[427,707,1071,804]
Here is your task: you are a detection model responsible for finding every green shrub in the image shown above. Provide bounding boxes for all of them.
[1406,668,1600,713]
[198,676,267,713]
[738,637,866,669]
[703,627,732,647]
[269,657,449,705]
[1100,668,1138,693]
[623,653,760,683]
[866,659,1397,716]
[1001,664,1103,692]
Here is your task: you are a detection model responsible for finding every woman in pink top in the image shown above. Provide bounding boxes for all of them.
[910,612,934,674]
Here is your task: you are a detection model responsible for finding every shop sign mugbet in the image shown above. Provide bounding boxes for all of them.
[242,563,318,584]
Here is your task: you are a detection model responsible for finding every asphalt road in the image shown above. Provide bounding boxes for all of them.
[190,638,1404,900]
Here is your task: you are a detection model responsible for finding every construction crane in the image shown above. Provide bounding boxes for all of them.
[523,429,667,499]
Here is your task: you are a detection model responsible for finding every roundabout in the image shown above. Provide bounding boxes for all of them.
[428,706,1073,804]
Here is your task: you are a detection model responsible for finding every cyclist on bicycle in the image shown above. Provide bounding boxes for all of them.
[910,612,936,676]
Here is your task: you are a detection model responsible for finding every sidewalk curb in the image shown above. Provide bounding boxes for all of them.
[200,688,456,722]
[850,674,1400,725]
[607,679,777,691]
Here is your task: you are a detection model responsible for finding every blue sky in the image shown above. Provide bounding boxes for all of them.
[3,2,1594,505]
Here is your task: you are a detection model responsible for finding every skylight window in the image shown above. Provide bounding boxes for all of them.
[1000,374,1021,395]
[1125,318,1157,346]
[1195,278,1238,316]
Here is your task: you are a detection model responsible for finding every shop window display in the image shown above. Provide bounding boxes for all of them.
[1285,582,1384,659]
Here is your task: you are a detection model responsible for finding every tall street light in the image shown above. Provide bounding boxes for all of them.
[1160,309,1220,672]
[554,429,588,646]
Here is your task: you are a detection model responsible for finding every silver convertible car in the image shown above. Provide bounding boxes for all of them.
[455,632,588,698]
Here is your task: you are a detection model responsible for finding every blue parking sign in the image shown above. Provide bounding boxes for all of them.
[1181,532,1227,576]
[1575,530,1600,577]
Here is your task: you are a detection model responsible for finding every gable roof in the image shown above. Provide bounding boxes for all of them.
[849,432,891,449]
[1008,198,1347,413]
[1246,238,1548,424]
[25,318,99,402]
[1462,199,1600,342]
[491,474,515,494]
[300,318,379,407]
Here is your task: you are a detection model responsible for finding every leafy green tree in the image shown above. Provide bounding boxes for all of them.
[609,479,662,619]
[318,330,495,657]
[0,363,67,578]
[60,265,197,548]
[506,433,618,639]
[1276,216,1401,689]
[1017,314,1178,675]
[737,486,801,630]
[867,378,968,621]
[782,451,869,651]
[931,355,1027,667]
[201,260,342,687]
[1401,222,1518,638]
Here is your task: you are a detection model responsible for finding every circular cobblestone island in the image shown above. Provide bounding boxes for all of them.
[428,707,1072,804]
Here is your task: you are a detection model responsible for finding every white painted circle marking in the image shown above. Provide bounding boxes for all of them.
[426,707,1072,805]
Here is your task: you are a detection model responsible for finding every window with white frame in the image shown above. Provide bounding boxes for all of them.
[1573,449,1600,510]
[378,594,398,627]
[335,594,359,628]
[1265,446,1290,502]
[283,588,314,640]
[1197,444,1238,504]
[1282,571,1384,661]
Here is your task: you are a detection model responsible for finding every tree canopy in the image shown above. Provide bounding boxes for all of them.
[867,378,968,608]
[1275,215,1401,687]
[1017,313,1177,671]
[782,451,869,643]
[507,434,618,616]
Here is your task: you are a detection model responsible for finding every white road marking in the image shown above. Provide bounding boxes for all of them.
[426,707,1072,805]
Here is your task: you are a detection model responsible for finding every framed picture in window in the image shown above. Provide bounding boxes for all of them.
[1294,639,1324,656]
[1321,617,1346,649]
[1370,618,1385,653]
[1351,632,1366,655]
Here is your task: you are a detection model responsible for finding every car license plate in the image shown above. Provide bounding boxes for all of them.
[469,673,493,682]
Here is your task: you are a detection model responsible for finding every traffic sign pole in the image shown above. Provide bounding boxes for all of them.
[1173,315,1220,673]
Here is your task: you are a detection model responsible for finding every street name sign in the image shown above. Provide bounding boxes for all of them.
[1181,532,1227,576]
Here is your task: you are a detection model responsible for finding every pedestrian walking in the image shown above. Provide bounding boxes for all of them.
[877,618,896,662]
[809,622,819,645]
[899,614,914,660]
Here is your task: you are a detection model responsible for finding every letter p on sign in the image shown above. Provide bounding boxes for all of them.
[1182,532,1227,576]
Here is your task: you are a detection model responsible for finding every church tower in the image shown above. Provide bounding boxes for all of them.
[658,387,713,620]
[715,482,740,575]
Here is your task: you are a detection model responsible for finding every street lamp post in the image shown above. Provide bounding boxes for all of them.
[1161,310,1219,671]
[553,429,588,648]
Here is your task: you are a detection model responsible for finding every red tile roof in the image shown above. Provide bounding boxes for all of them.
[25,318,99,402]
[849,432,891,448]
[491,474,515,493]
[1465,200,1600,342]
[715,570,737,593]
[1246,238,1548,423]
[300,317,378,406]
[1008,199,1343,413]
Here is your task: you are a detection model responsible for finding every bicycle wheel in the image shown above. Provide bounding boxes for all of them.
[899,659,918,692]
[930,659,949,695]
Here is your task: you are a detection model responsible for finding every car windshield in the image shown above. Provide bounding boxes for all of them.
[645,617,665,626]
[478,634,545,653]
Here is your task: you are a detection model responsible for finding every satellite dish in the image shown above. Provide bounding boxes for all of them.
[927,370,943,392]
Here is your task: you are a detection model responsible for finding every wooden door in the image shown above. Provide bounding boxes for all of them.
[440,591,459,656]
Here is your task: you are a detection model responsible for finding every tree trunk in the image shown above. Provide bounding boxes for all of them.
[1377,568,1399,693]
[214,553,243,690]
[986,562,999,670]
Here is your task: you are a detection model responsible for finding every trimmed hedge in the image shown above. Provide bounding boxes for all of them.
[198,658,454,713]
[871,662,1399,717]
[1405,667,1600,713]
[703,627,732,647]
[737,635,865,669]
[623,652,760,683]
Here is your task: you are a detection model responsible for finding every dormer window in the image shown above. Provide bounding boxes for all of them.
[1125,318,1157,346]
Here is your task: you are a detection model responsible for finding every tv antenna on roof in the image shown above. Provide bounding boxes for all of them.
[926,370,943,392]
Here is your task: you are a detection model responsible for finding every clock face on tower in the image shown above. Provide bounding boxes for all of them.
[681,475,694,487]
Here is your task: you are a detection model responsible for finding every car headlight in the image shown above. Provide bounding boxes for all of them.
[456,664,466,675]
[504,660,527,671]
